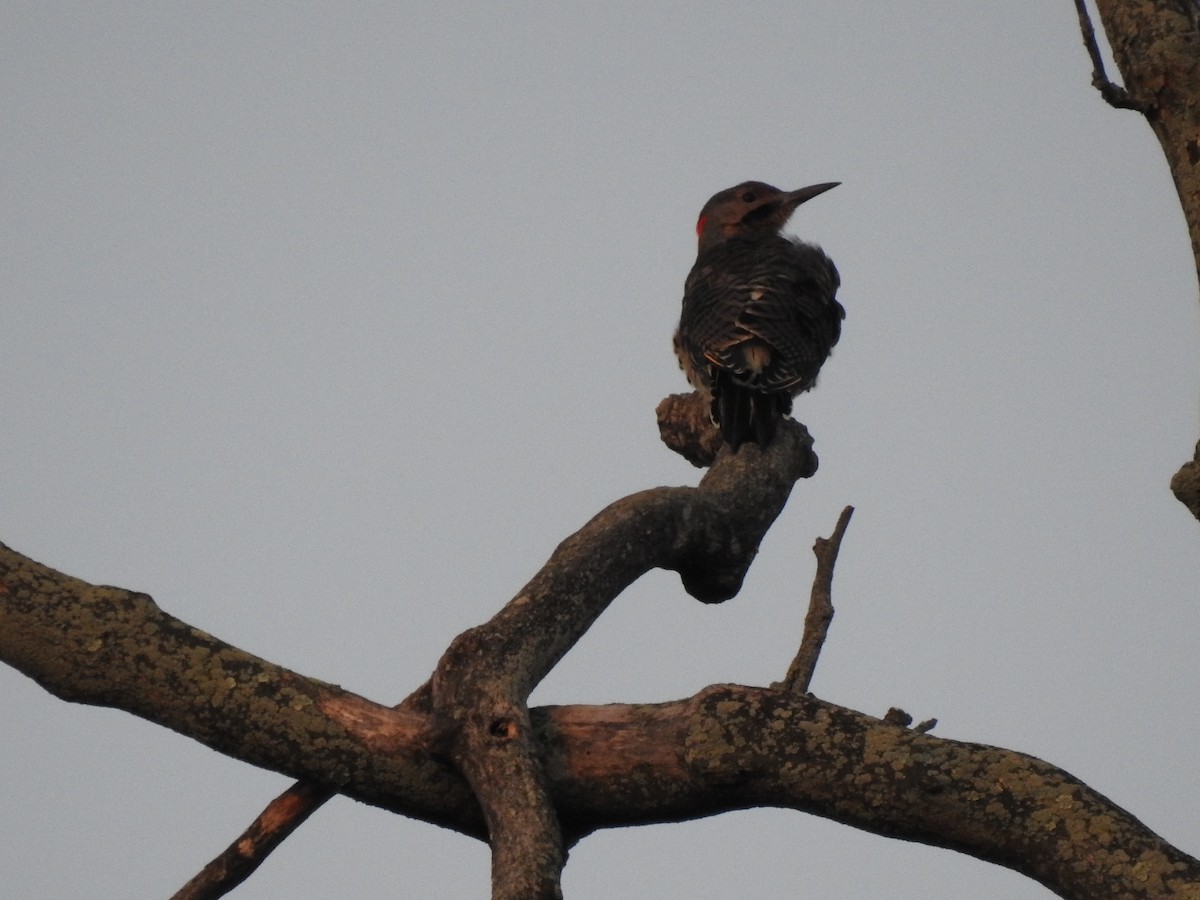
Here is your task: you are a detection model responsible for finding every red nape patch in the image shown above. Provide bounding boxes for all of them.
[695,214,708,236]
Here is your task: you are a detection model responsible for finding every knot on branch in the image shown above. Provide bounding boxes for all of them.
[657,392,723,466]
[657,391,819,478]
[1170,439,1200,522]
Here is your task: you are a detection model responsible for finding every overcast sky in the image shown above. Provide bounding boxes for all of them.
[4,3,1199,898]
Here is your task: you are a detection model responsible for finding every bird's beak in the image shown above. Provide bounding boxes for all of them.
[781,182,840,211]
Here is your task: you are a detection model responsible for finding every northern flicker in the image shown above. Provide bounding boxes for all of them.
[674,180,843,450]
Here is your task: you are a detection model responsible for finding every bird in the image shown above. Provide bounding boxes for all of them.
[674,180,844,451]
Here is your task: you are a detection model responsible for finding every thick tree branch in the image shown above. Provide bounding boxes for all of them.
[2,543,1197,898]
[0,543,482,835]
[427,395,817,898]
[167,393,819,899]
[1085,1,1200,521]
[543,688,1200,900]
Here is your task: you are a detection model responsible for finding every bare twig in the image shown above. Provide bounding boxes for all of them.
[172,684,436,900]
[170,781,332,900]
[782,505,853,693]
[1074,0,1151,112]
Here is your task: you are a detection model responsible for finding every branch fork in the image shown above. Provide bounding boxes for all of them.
[5,394,1199,897]
[423,393,820,897]
[177,391,822,898]
[13,393,1187,898]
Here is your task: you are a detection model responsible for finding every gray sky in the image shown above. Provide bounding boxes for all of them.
[3,3,1198,897]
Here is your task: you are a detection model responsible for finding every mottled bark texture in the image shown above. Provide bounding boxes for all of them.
[1087,0,1200,523]
[3,539,1198,898]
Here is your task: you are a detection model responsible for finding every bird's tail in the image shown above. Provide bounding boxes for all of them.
[712,371,785,451]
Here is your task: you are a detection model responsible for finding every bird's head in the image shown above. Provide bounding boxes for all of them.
[694,180,839,251]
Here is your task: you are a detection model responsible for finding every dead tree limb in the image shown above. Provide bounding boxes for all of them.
[2,542,1197,898]
[1073,0,1150,110]
[426,398,818,898]
[168,390,818,898]
[170,781,332,900]
[4,391,1196,896]
[1081,2,1200,522]
[782,504,853,693]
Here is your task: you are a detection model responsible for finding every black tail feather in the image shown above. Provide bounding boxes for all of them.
[712,370,785,451]
[752,391,778,446]
[715,373,751,451]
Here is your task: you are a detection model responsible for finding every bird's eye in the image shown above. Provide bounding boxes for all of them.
[741,191,757,203]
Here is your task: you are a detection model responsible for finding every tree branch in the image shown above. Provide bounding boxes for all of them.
[163,391,819,899]
[427,395,818,898]
[1086,2,1200,521]
[1073,0,1152,111]
[544,687,1200,900]
[782,505,853,693]
[173,683,436,900]
[3,545,1196,898]
[5,384,1195,896]
[170,781,333,900]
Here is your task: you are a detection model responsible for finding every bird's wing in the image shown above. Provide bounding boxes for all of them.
[681,236,842,391]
